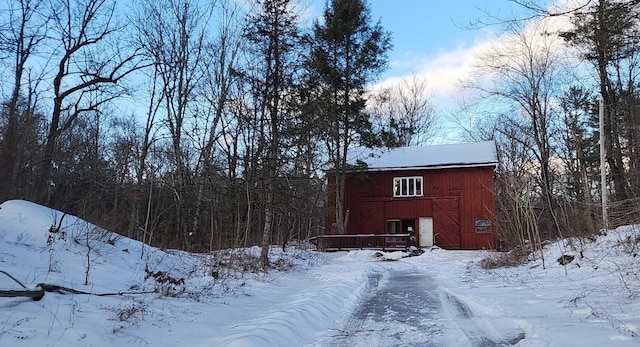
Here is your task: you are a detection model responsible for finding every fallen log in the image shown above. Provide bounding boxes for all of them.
[0,270,45,301]
[2,270,158,301]
[0,285,45,301]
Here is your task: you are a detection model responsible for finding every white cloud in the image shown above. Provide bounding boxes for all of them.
[374,40,493,109]
[375,0,579,110]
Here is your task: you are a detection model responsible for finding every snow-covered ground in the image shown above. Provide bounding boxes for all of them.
[1,199,639,346]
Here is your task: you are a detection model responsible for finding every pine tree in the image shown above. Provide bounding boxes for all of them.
[243,0,302,267]
[306,0,391,234]
[560,0,640,202]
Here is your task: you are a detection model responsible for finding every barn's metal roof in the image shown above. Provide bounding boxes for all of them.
[347,140,499,171]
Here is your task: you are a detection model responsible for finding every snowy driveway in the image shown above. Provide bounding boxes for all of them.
[319,259,525,347]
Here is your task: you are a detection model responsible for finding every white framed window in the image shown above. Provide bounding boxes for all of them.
[393,176,423,197]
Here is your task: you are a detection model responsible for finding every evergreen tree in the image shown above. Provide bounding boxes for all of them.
[243,0,302,267]
[560,0,640,201]
[306,0,391,234]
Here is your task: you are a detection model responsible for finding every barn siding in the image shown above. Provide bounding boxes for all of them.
[327,166,496,249]
[360,201,384,234]
[384,198,432,219]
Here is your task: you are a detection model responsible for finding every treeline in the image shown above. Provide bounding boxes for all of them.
[0,0,404,262]
[6,0,639,259]
[459,0,640,252]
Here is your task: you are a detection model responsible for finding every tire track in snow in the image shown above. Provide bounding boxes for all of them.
[319,259,527,347]
[440,289,526,346]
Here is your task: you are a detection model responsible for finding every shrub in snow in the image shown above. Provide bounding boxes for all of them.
[479,247,531,269]
[557,254,575,266]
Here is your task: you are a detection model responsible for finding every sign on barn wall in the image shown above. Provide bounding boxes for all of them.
[475,219,491,233]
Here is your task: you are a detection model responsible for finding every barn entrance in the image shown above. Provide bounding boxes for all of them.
[402,219,415,235]
[419,217,433,247]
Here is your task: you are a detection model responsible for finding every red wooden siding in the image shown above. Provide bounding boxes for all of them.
[383,198,432,219]
[360,201,384,234]
[327,165,496,250]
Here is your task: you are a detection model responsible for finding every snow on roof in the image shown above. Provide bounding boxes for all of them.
[348,140,498,171]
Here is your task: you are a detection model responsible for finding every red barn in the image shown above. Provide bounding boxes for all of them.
[326,141,498,250]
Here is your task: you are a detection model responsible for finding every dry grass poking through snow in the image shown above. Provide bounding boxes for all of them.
[478,246,532,269]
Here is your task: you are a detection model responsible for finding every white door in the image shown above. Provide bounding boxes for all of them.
[419,217,433,247]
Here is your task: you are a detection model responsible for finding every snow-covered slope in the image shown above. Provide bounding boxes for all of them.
[0,199,205,295]
[0,200,374,346]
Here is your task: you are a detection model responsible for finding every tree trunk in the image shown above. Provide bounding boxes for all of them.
[38,97,63,204]
[260,184,274,268]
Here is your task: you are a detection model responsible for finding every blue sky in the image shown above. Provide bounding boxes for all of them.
[308,0,558,143]
[367,0,530,79]
[309,0,554,106]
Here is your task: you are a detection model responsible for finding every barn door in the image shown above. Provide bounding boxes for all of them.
[433,198,460,249]
[418,217,433,247]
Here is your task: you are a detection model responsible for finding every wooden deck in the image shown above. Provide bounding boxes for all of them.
[309,233,412,251]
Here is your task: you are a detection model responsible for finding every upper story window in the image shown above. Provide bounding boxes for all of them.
[393,176,423,197]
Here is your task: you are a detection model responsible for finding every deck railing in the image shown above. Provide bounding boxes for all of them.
[309,233,411,251]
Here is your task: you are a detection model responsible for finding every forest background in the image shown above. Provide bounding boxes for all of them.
[2,0,640,265]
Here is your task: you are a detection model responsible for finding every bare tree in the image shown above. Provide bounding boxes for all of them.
[0,0,48,200]
[37,0,146,204]
[460,18,567,240]
[193,0,245,252]
[369,73,438,146]
[130,64,162,246]
[135,0,214,251]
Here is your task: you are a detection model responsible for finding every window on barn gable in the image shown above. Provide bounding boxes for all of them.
[393,176,423,197]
